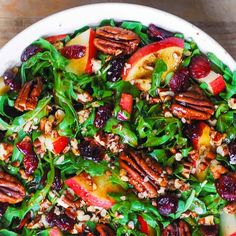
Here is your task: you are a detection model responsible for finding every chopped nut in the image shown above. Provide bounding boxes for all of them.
[198,215,215,225]
[0,143,13,161]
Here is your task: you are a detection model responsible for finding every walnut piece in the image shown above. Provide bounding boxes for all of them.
[15,77,43,112]
[0,171,26,204]
[94,26,140,55]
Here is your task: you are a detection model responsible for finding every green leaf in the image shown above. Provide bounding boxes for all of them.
[105,118,138,147]
[149,59,167,96]
[0,229,18,236]
[3,153,55,226]
[0,94,13,119]
[121,21,150,44]
[6,96,51,135]
[216,111,235,133]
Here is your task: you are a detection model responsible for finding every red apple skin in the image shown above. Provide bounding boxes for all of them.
[49,227,63,236]
[230,233,236,236]
[53,136,69,154]
[122,37,184,80]
[45,34,67,44]
[65,172,122,209]
[138,216,149,235]
[137,216,156,236]
[120,93,133,114]
[209,74,226,95]
[85,29,96,74]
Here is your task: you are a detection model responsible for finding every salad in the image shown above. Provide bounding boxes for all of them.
[0,19,236,236]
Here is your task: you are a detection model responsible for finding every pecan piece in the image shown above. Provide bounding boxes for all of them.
[119,151,167,198]
[94,26,140,55]
[0,171,25,204]
[171,89,214,120]
[15,77,43,112]
[95,224,115,236]
[162,220,191,236]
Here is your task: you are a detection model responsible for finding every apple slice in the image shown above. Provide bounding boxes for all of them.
[0,77,9,95]
[45,34,67,44]
[137,216,156,236]
[39,134,69,155]
[220,212,236,236]
[49,227,63,236]
[192,122,211,150]
[65,28,96,75]
[118,93,133,121]
[122,37,184,91]
[198,70,226,95]
[65,172,122,209]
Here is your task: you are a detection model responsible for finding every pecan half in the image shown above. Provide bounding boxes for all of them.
[171,89,214,120]
[162,220,191,236]
[95,224,115,236]
[94,26,140,55]
[0,171,25,204]
[15,77,43,112]
[119,151,167,198]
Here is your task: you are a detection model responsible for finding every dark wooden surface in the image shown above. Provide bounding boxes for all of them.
[0,0,235,59]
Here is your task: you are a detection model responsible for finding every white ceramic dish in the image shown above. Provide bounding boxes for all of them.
[0,3,235,75]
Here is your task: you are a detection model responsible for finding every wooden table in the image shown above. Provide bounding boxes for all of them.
[0,0,235,59]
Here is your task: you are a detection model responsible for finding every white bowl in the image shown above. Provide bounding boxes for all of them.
[0,3,235,75]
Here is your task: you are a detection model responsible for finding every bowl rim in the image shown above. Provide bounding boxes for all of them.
[0,2,235,74]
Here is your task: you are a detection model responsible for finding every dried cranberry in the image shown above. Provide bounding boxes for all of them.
[79,139,105,162]
[94,104,113,128]
[0,202,8,217]
[228,142,236,165]
[107,55,126,82]
[46,210,75,231]
[17,137,38,175]
[21,45,42,62]
[169,68,191,93]
[23,154,38,175]
[52,169,63,191]
[61,45,86,59]
[215,173,236,201]
[200,225,218,236]
[157,194,178,216]
[147,24,173,41]
[3,68,21,91]
[189,56,211,79]
[16,137,35,156]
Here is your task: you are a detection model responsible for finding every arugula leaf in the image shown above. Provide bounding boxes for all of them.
[105,118,138,147]
[2,153,55,226]
[0,94,13,119]
[149,59,167,96]
[6,96,51,135]
[121,21,151,44]
[0,229,18,236]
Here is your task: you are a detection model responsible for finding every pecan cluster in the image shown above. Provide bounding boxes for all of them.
[0,171,25,204]
[171,90,214,120]
[15,77,43,112]
[119,151,167,198]
[94,26,140,55]
[162,220,191,236]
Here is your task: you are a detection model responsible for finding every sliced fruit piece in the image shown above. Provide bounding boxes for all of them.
[49,227,63,236]
[65,172,122,209]
[65,28,96,75]
[122,37,184,91]
[118,93,133,120]
[220,212,236,236]
[198,70,226,95]
[45,34,67,44]
[185,122,211,150]
[0,77,9,95]
[137,216,156,236]
[53,136,69,155]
